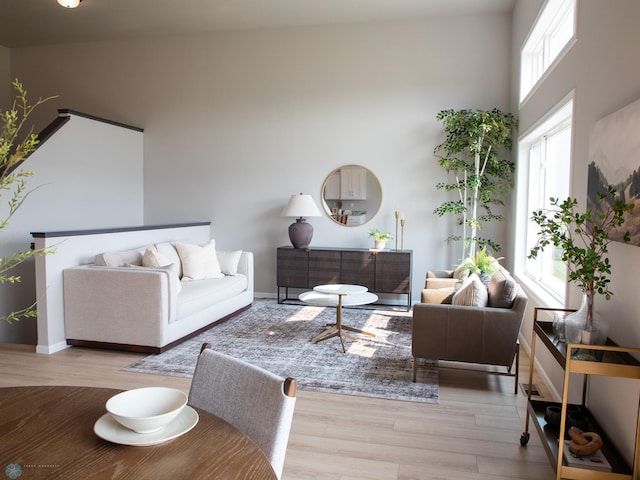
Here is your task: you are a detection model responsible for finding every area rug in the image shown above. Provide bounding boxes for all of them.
[125,299,438,403]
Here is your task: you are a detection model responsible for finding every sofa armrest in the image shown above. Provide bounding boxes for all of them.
[63,265,179,347]
[425,270,457,290]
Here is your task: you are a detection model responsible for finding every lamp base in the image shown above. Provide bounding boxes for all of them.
[289,218,313,249]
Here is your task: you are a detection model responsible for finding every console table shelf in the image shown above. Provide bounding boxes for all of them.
[277,246,412,311]
[521,308,640,479]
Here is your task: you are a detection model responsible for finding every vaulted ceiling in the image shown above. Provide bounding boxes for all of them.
[0,0,515,48]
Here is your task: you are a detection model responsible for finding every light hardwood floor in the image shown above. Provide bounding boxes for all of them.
[0,342,555,480]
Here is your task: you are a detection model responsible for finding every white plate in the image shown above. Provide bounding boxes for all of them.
[94,405,199,446]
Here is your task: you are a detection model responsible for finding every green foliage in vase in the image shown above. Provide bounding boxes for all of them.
[433,108,518,259]
[456,247,503,276]
[1,79,57,323]
[368,229,393,241]
[529,186,634,327]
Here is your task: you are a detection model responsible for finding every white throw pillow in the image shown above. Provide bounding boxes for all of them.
[452,273,488,307]
[217,250,243,276]
[175,240,224,281]
[154,242,183,278]
[95,248,145,267]
[143,248,180,278]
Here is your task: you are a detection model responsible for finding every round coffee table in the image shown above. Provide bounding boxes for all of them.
[299,284,378,352]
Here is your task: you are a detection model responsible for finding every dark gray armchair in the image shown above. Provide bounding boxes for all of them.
[412,273,528,393]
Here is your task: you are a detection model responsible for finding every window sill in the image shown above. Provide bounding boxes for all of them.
[512,271,563,310]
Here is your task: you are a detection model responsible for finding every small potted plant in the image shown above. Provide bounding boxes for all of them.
[529,186,633,349]
[456,247,503,285]
[369,229,393,250]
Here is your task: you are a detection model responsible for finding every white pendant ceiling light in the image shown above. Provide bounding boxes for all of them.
[57,0,81,8]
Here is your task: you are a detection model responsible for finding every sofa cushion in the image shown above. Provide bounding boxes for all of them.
[452,273,488,307]
[487,268,517,308]
[95,248,145,267]
[217,250,243,276]
[142,248,182,280]
[154,242,183,278]
[176,240,224,281]
[177,274,248,319]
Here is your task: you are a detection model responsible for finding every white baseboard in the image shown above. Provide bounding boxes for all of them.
[36,341,70,355]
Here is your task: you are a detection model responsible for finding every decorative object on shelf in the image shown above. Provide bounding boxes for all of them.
[1,80,57,324]
[433,108,518,260]
[368,229,393,250]
[281,193,321,249]
[394,207,399,250]
[567,427,604,457]
[564,293,609,356]
[455,247,502,286]
[544,405,562,428]
[552,311,568,342]
[400,213,405,251]
[529,186,633,352]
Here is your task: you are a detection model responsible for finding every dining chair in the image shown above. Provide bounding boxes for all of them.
[188,343,297,479]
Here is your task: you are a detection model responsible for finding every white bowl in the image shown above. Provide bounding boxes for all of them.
[106,387,188,434]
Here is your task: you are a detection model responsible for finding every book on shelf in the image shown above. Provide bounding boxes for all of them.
[562,441,612,472]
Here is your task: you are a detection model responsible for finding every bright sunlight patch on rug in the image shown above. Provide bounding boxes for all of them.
[125,299,438,403]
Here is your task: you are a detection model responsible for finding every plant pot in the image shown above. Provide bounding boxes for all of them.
[374,240,386,250]
[565,292,608,360]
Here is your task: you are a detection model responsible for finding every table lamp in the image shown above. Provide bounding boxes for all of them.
[281,193,321,248]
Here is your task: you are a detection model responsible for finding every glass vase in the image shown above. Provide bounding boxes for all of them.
[564,291,608,360]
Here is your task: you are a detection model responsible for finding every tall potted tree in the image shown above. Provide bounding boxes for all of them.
[1,79,56,323]
[433,108,518,260]
[529,186,633,351]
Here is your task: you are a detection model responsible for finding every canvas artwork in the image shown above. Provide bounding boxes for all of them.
[587,97,640,246]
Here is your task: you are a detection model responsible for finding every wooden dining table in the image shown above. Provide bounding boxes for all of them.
[0,385,277,479]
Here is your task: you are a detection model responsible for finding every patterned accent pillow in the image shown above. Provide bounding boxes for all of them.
[452,273,488,307]
[487,268,517,308]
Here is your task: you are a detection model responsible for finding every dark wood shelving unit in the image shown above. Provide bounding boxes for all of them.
[521,308,640,479]
[276,246,412,311]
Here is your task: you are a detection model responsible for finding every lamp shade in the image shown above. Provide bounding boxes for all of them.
[281,194,321,249]
[280,194,321,218]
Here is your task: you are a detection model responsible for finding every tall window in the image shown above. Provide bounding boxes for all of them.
[517,98,573,301]
[520,0,576,103]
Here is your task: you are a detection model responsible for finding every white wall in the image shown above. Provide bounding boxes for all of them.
[0,113,144,344]
[8,13,513,323]
[512,0,640,464]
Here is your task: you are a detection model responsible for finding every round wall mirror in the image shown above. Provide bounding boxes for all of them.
[321,165,382,226]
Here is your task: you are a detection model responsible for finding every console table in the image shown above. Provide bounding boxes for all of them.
[521,308,640,479]
[276,247,412,310]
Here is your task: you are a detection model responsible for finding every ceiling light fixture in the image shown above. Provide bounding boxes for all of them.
[57,0,81,8]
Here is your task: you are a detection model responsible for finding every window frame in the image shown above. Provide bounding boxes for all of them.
[515,92,575,305]
[520,0,577,105]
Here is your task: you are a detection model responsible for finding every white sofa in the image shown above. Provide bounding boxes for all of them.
[63,241,253,353]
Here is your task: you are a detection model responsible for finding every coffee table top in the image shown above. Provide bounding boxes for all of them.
[314,284,367,295]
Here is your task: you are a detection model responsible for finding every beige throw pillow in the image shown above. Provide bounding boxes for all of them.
[452,273,488,307]
[143,248,180,278]
[175,240,224,281]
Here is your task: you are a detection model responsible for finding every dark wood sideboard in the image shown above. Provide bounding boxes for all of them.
[277,246,412,310]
